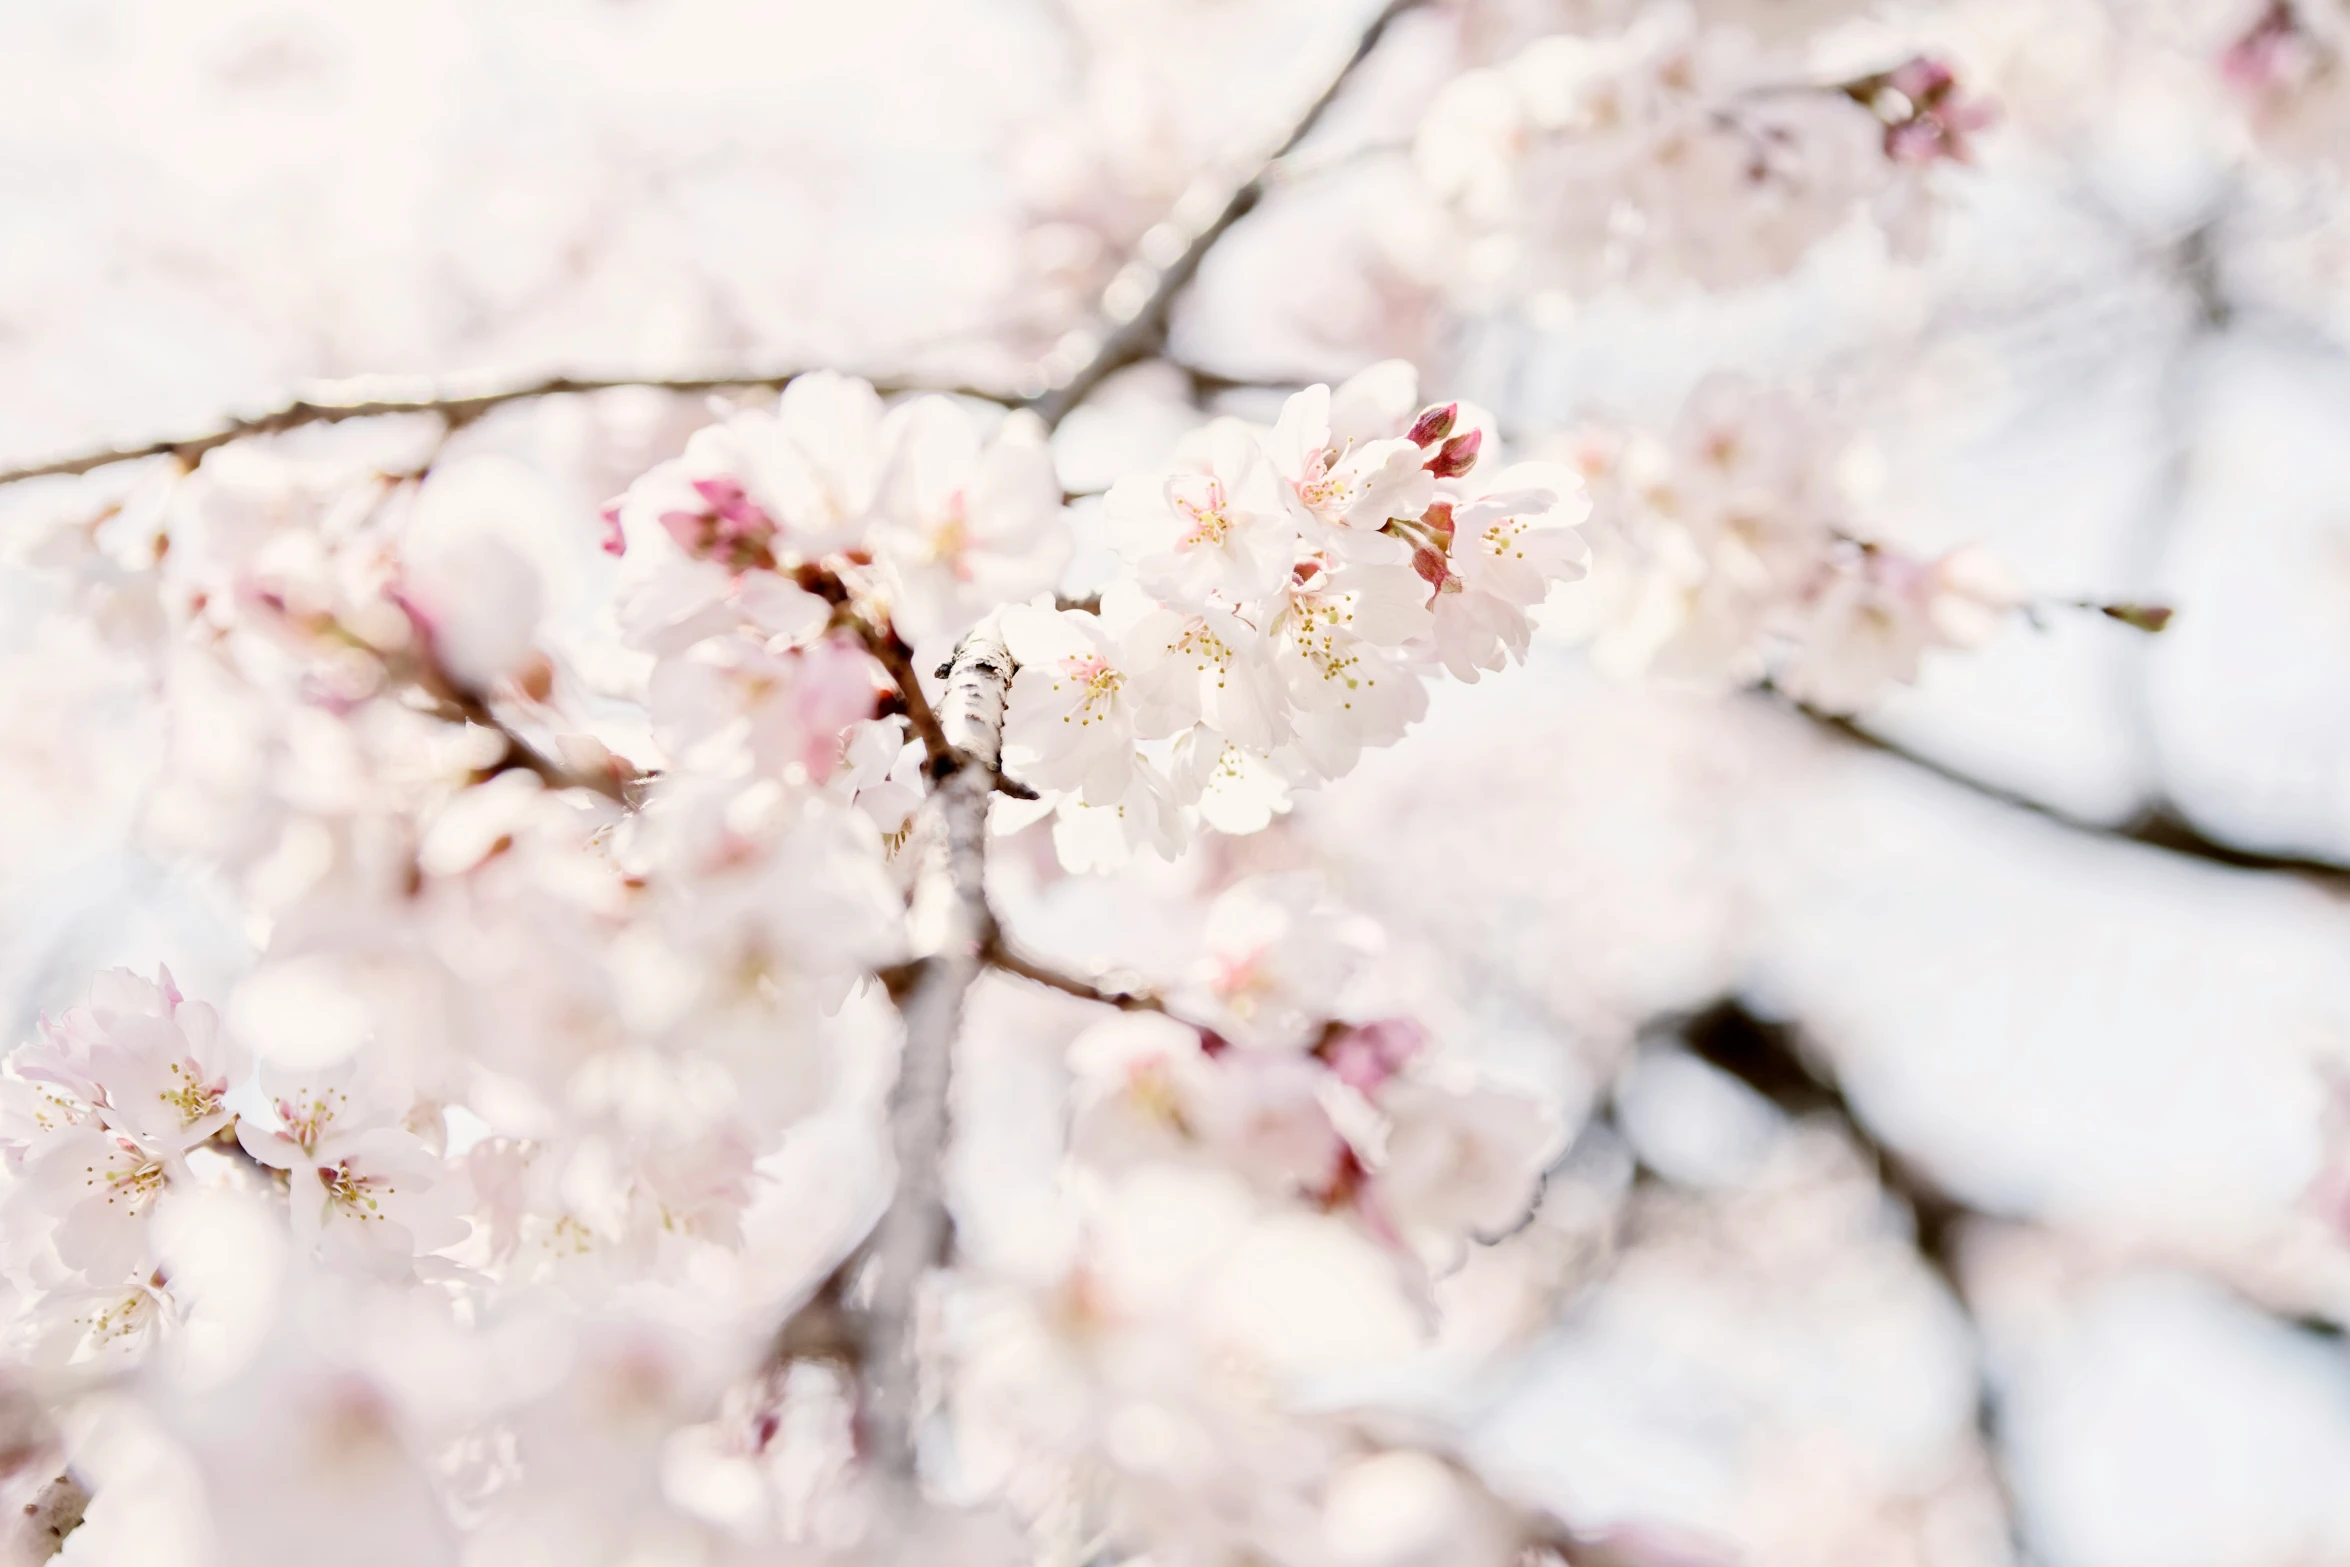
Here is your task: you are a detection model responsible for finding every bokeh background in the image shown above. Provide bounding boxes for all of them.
[6,1,2350,1562]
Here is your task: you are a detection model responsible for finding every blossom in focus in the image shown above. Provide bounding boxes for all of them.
[1106,417,1299,608]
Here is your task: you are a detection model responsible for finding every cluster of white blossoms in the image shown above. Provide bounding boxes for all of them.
[954,874,1568,1567]
[602,365,1588,867]
[1412,3,1993,301]
[1552,374,2022,713]
[0,362,1597,1566]
[1003,363,1590,865]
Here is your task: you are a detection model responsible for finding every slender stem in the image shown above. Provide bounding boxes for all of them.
[1026,0,1428,427]
[981,937,1169,1014]
[862,629,954,777]
[1764,691,2350,890]
[0,368,1013,489]
[857,627,1016,1482]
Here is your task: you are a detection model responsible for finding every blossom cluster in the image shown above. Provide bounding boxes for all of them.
[601,366,1589,868]
[1411,5,1992,302]
[1002,364,1589,864]
[956,871,1568,1567]
[0,359,1590,1565]
[1552,374,2021,712]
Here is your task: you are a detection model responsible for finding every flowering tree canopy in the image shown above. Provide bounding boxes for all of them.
[2,0,2346,1564]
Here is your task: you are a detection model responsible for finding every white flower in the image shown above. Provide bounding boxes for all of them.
[1169,727,1293,836]
[238,1065,464,1275]
[1110,580,1291,754]
[1369,1077,1558,1266]
[11,1121,181,1285]
[0,968,243,1290]
[1270,379,1433,560]
[872,399,1071,642]
[647,629,881,783]
[1419,462,1591,681]
[1774,543,2021,714]
[1268,560,1432,778]
[1181,875,1376,1053]
[681,371,889,559]
[1105,418,1299,608]
[1047,757,1186,870]
[1001,600,1154,806]
[77,967,246,1155]
[33,1272,176,1365]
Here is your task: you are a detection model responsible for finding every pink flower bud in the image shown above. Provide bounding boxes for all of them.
[1419,500,1456,547]
[690,476,769,532]
[1320,1018,1427,1094]
[1406,403,1459,448]
[1427,429,1482,479]
[1884,56,1956,105]
[1410,544,1452,592]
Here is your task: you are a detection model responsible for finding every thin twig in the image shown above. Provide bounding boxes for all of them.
[980,936,1169,1014]
[1026,0,1429,427]
[429,683,633,804]
[794,567,957,775]
[1766,692,2350,891]
[865,631,954,776]
[0,368,1014,489]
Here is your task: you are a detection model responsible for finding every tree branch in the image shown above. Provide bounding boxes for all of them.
[1025,0,1428,427]
[1766,692,2350,892]
[9,1472,87,1565]
[858,626,1016,1483]
[0,368,1014,489]
[1664,1000,2024,1562]
[980,936,1170,1014]
[864,631,955,778]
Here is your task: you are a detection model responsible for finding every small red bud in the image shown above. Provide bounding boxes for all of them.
[1406,403,1459,448]
[1428,428,1482,479]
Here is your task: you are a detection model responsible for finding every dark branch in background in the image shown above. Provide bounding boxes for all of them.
[1772,693,2350,891]
[0,369,1014,489]
[1025,0,1428,428]
[1664,999,2028,1562]
[1169,362,1312,403]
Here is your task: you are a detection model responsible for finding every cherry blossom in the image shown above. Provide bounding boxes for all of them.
[870,399,1070,643]
[0,0,2205,1558]
[1559,373,2025,711]
[1411,6,1989,301]
[1105,417,1299,608]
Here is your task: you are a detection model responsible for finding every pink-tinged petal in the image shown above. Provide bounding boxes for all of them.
[236,1118,305,1171]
